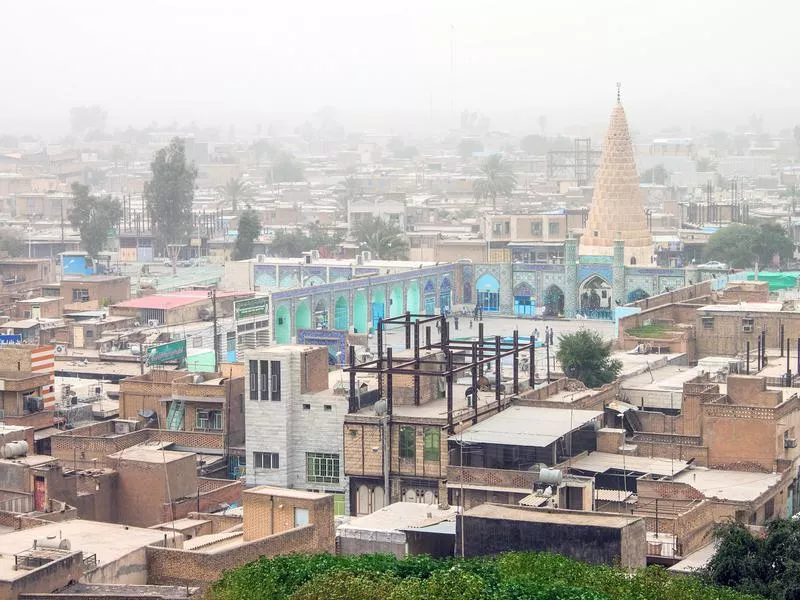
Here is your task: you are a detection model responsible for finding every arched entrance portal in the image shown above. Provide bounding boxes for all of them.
[313,298,329,329]
[389,284,404,318]
[423,280,436,315]
[371,288,385,330]
[334,295,348,330]
[543,285,564,317]
[439,277,452,312]
[353,290,368,334]
[514,282,535,316]
[406,281,420,315]
[476,273,500,312]
[275,305,291,344]
[580,275,613,320]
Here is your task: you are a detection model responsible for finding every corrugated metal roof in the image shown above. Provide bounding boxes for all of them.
[449,406,603,448]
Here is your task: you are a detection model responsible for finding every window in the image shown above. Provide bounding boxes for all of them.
[226,331,236,353]
[531,221,542,235]
[294,507,310,526]
[253,452,279,469]
[196,409,222,430]
[302,403,311,410]
[270,360,281,401]
[548,222,560,235]
[399,426,416,459]
[306,452,340,483]
[248,360,258,400]
[333,493,346,517]
[72,288,89,302]
[259,360,268,401]
[423,427,440,461]
[764,498,775,520]
[702,317,714,330]
[85,329,94,339]
[324,404,332,412]
[742,318,754,333]
[192,336,203,348]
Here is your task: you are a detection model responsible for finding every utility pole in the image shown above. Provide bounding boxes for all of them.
[209,288,219,372]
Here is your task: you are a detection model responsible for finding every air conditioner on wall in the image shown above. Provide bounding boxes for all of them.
[785,438,797,449]
[742,325,753,333]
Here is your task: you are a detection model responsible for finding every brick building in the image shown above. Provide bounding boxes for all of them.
[110,290,251,326]
[0,344,56,424]
[55,275,131,311]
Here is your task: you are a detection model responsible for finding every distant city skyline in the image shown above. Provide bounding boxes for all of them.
[1,0,798,137]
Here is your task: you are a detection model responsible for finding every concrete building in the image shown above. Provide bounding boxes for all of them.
[244,346,348,514]
[457,504,646,569]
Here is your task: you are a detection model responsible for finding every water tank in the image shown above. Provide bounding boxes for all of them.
[0,441,29,459]
[538,468,563,486]
[374,399,387,416]
[34,537,71,551]
[193,374,204,384]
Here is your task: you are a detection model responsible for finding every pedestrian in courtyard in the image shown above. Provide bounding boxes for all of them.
[533,328,539,341]
[549,328,554,345]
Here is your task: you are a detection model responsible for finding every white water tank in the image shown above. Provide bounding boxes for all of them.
[35,537,71,551]
[538,468,563,486]
[0,441,29,459]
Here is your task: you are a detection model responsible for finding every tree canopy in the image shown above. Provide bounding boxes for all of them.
[269,152,305,183]
[472,154,517,211]
[520,134,549,155]
[703,223,793,269]
[232,208,261,261]
[555,329,622,388]
[704,519,800,599]
[144,137,197,273]
[208,551,758,600]
[640,164,670,185]
[220,177,252,213]
[0,231,25,257]
[269,224,342,258]
[352,216,408,260]
[68,183,121,258]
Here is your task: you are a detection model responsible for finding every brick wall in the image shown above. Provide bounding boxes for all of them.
[146,524,319,586]
[164,479,242,523]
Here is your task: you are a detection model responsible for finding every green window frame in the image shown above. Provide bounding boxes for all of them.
[399,426,416,459]
[423,427,441,461]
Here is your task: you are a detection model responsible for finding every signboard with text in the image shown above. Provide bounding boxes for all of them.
[0,334,22,344]
[146,339,187,365]
[235,296,269,321]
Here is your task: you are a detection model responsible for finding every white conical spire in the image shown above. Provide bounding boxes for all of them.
[580,90,652,266]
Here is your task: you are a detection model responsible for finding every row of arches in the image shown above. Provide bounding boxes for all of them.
[274,278,454,343]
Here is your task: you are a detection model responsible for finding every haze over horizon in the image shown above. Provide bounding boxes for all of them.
[2,0,798,138]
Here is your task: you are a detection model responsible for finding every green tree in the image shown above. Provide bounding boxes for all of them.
[703,519,800,599]
[353,216,408,260]
[251,138,274,166]
[696,157,717,172]
[269,152,305,183]
[556,329,622,388]
[68,183,122,258]
[0,232,25,257]
[220,177,252,213]
[472,154,517,212]
[232,207,261,261]
[520,134,548,155]
[144,137,197,274]
[640,164,670,185]
[704,223,793,269]
[269,225,342,258]
[458,138,484,159]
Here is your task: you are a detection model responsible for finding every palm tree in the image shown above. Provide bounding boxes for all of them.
[472,154,516,212]
[220,177,252,213]
[353,215,408,260]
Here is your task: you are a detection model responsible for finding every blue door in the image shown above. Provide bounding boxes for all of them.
[371,302,385,330]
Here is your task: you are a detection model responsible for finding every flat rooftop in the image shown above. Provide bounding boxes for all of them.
[451,406,602,448]
[673,467,782,502]
[338,501,459,534]
[464,503,642,529]
[244,485,329,500]
[0,519,166,581]
[107,446,193,463]
[698,302,784,313]
[569,451,689,477]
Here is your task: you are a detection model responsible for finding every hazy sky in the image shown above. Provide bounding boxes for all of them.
[1,0,798,137]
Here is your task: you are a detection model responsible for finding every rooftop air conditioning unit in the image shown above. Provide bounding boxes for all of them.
[310,249,320,261]
[743,324,754,333]
[147,319,160,327]
[362,251,371,262]
[257,254,266,263]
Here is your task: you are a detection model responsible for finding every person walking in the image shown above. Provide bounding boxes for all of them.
[454,315,459,331]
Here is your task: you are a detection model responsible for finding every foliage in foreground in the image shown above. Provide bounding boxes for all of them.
[556,329,622,388]
[208,551,760,600]
[704,519,800,600]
